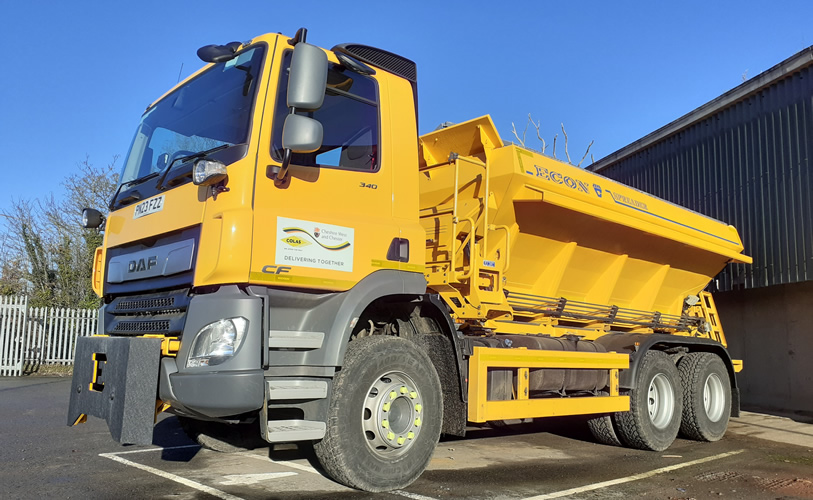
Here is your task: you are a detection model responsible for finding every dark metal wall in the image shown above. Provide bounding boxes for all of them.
[595,66,813,291]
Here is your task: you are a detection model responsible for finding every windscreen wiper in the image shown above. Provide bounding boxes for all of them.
[108,171,160,210]
[156,144,231,191]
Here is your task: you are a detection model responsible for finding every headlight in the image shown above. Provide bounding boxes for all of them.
[193,159,227,186]
[187,317,248,367]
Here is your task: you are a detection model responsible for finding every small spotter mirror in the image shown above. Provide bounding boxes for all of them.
[197,41,242,63]
[82,208,104,229]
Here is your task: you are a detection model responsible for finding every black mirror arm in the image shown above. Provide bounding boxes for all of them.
[288,28,308,46]
[275,105,297,186]
[274,149,293,187]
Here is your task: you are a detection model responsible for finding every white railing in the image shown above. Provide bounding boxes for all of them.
[0,296,98,376]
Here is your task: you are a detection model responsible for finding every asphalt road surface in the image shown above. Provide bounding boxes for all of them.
[2,377,812,500]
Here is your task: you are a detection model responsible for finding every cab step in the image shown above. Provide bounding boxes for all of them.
[266,420,326,442]
[266,379,328,400]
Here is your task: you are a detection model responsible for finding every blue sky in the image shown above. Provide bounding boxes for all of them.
[1,0,811,218]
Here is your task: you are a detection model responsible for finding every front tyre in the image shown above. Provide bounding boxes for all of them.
[314,336,443,492]
[678,352,731,441]
[613,351,682,451]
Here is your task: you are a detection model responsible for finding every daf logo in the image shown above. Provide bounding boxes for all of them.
[128,256,158,273]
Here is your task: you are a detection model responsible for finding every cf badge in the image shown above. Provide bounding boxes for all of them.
[262,265,292,275]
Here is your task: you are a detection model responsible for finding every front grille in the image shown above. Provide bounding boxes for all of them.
[114,297,175,312]
[113,320,171,334]
[105,288,190,337]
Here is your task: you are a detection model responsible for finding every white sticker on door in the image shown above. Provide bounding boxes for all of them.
[275,217,354,272]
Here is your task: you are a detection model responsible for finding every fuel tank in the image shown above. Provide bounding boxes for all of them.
[475,335,610,397]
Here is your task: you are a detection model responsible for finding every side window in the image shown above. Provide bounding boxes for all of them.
[272,52,380,172]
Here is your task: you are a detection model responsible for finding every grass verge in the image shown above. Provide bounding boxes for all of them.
[25,364,74,377]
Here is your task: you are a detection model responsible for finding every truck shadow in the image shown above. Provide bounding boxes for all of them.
[447,416,597,445]
[148,414,603,467]
[151,415,202,462]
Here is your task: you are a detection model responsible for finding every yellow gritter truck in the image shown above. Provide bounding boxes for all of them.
[68,28,753,492]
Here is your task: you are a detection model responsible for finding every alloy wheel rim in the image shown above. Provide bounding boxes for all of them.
[703,373,725,422]
[647,373,675,429]
[362,371,424,457]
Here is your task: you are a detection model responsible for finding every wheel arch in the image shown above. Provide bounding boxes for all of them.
[344,292,469,437]
[318,270,427,367]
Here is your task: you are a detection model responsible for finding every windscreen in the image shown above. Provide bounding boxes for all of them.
[119,46,265,185]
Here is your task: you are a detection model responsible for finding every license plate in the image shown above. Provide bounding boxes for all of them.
[133,195,165,219]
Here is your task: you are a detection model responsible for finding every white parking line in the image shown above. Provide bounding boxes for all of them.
[392,490,440,500]
[240,453,440,499]
[219,472,298,485]
[99,452,245,500]
[104,444,201,456]
[521,449,745,500]
[241,452,321,474]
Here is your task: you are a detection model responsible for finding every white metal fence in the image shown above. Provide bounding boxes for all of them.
[0,296,97,376]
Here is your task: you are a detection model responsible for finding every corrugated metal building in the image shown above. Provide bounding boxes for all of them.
[590,46,813,414]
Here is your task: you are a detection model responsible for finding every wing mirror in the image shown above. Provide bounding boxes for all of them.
[287,42,328,110]
[275,31,328,187]
[282,114,323,153]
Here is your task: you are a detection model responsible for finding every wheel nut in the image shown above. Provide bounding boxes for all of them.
[382,419,389,428]
[414,417,421,427]
[400,386,408,394]
[407,432,415,439]
[382,402,390,412]
[387,431,395,440]
[409,391,417,399]
[389,391,397,400]
[397,437,406,445]
[414,404,422,413]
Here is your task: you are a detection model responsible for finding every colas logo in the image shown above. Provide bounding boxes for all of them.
[283,227,351,251]
[281,235,311,248]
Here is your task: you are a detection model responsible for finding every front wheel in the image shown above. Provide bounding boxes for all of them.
[314,335,443,492]
[613,350,682,451]
[678,352,731,441]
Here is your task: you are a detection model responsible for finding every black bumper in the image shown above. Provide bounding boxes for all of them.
[67,336,162,445]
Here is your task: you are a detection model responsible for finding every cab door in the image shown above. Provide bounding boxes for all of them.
[250,46,396,291]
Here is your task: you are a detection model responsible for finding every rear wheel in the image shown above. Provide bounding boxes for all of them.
[613,351,682,451]
[587,414,623,446]
[587,392,623,446]
[678,352,731,441]
[314,335,442,492]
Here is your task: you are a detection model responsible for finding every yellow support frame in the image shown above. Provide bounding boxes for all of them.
[467,346,630,422]
[142,334,181,356]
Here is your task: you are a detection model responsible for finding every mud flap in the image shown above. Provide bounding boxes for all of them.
[67,336,162,445]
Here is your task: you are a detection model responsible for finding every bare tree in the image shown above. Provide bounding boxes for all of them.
[510,114,594,167]
[0,156,118,308]
[561,123,571,164]
[577,140,595,168]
